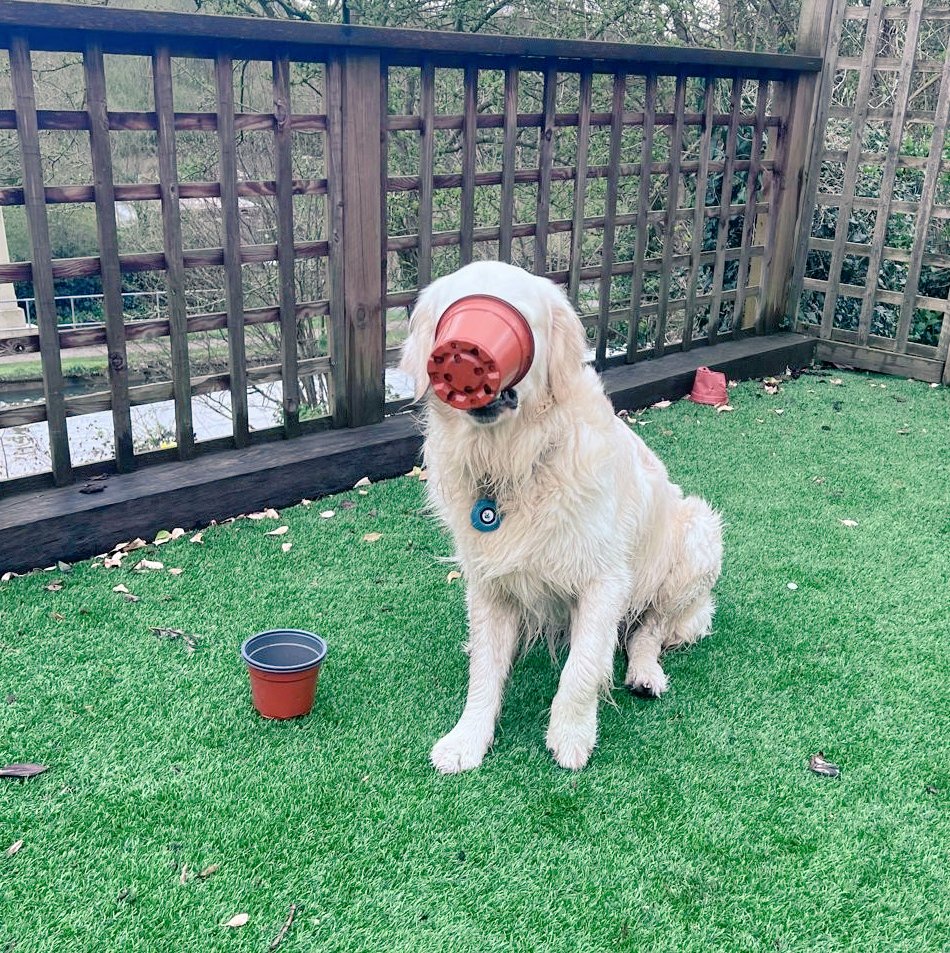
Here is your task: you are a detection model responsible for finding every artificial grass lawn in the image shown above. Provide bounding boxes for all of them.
[2,369,950,952]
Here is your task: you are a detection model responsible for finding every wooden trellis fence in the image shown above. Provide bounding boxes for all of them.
[0,1,825,491]
[792,0,950,384]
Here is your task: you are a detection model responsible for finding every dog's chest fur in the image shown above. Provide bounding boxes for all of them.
[432,436,626,612]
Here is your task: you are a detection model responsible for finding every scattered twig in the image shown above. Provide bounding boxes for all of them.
[269,903,297,951]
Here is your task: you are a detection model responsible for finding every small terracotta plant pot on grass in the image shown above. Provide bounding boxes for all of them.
[688,366,729,406]
[241,629,327,719]
[426,294,535,410]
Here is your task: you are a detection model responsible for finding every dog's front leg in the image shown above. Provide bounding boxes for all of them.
[546,578,629,770]
[430,582,519,774]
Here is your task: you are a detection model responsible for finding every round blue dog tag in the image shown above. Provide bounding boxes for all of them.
[471,498,501,532]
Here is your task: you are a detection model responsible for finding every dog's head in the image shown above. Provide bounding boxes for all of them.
[399,261,587,427]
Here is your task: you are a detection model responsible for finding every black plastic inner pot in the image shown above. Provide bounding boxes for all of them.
[241,630,327,674]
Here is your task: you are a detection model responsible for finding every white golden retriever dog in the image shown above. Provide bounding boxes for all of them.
[400,261,722,772]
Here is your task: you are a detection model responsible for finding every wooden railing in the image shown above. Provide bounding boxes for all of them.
[0,0,822,490]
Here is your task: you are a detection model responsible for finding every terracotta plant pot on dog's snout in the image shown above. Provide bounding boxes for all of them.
[426,295,535,410]
[241,629,327,719]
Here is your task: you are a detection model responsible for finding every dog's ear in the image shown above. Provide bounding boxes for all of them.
[546,284,588,404]
[400,285,439,402]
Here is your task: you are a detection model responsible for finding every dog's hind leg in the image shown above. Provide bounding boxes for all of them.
[624,612,668,698]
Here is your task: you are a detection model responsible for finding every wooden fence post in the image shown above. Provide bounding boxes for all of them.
[758,0,839,333]
[336,52,385,429]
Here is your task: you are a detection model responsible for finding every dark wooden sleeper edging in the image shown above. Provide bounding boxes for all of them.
[0,332,815,573]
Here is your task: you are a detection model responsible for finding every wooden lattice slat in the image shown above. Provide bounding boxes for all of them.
[534,66,558,276]
[460,65,477,266]
[417,61,435,287]
[654,74,687,357]
[153,45,195,459]
[626,72,658,361]
[84,42,134,471]
[273,54,301,437]
[498,65,518,263]
[214,51,250,448]
[567,69,592,308]
[683,79,716,350]
[594,72,625,369]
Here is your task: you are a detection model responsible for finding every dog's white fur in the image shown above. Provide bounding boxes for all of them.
[400,261,723,772]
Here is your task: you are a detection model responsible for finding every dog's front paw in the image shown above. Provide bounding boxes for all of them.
[625,659,669,698]
[546,713,596,771]
[430,725,490,774]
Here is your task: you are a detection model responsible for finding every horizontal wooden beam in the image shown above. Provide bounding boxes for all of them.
[0,332,816,572]
[0,1,821,78]
[814,340,943,382]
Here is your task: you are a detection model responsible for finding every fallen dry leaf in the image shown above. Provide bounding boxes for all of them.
[714,404,734,413]
[134,559,164,572]
[103,553,126,569]
[763,384,780,396]
[264,508,280,519]
[266,526,290,536]
[170,528,186,540]
[180,863,189,885]
[354,476,372,488]
[190,532,204,545]
[897,427,910,435]
[1,572,16,582]
[358,489,370,496]
[51,612,65,621]
[222,913,249,929]
[407,466,423,478]
[168,568,184,576]
[446,571,462,584]
[418,470,429,482]
[812,476,825,484]
[728,380,738,389]
[652,400,672,409]
[280,542,293,554]
[320,511,335,519]
[772,408,785,415]
[154,530,173,545]
[340,500,356,510]
[830,378,843,385]
[122,593,140,603]
[786,582,798,591]
[57,561,72,574]
[45,582,63,592]
[362,532,383,543]
[839,519,859,528]
[124,538,147,553]
[247,512,267,520]
[112,584,131,594]
[0,763,49,779]
[808,752,840,778]
[198,863,220,880]
[6,839,23,857]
